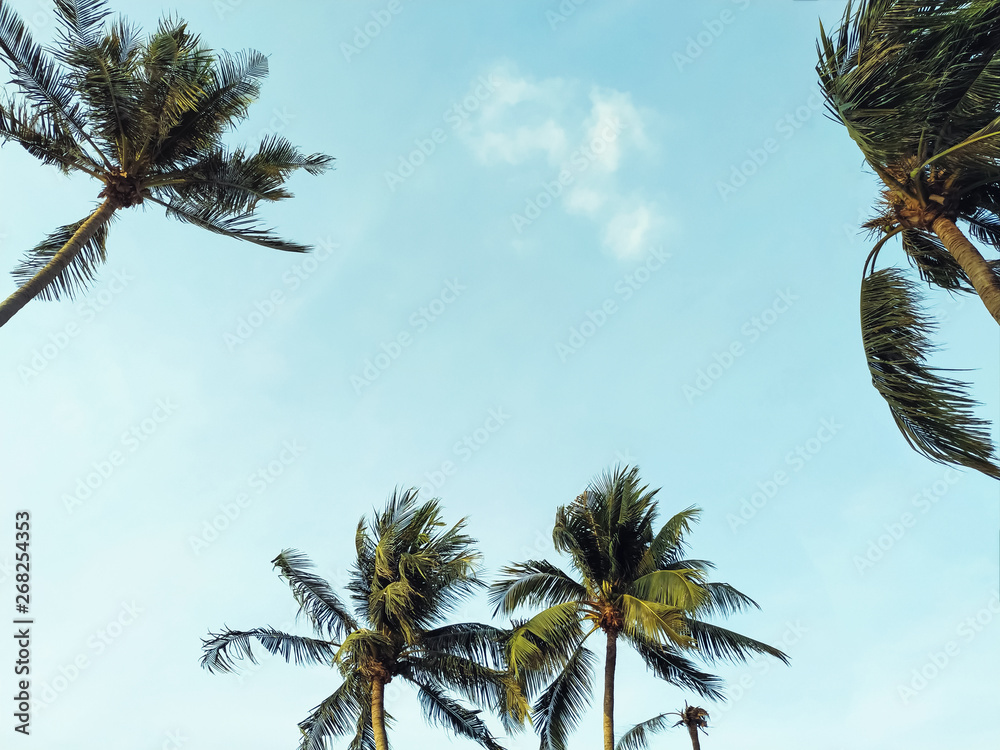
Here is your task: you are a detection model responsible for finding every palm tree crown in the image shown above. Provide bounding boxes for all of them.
[489,466,788,750]
[0,0,331,327]
[817,0,1000,478]
[201,490,522,750]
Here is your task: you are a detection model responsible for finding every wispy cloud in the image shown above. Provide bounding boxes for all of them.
[459,63,669,260]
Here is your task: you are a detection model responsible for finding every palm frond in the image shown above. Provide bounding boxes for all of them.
[150,48,268,165]
[199,627,337,674]
[53,0,112,46]
[628,568,707,610]
[147,194,313,252]
[861,267,999,478]
[689,581,761,618]
[532,641,595,750]
[0,0,95,149]
[0,100,95,173]
[296,675,367,750]
[615,712,674,750]
[413,680,506,750]
[488,560,587,616]
[272,549,359,639]
[620,595,692,648]
[684,618,790,666]
[420,622,509,670]
[625,633,725,700]
[11,212,112,300]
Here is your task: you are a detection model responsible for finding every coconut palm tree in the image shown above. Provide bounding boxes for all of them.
[201,490,524,750]
[489,466,788,750]
[817,0,1000,478]
[615,703,709,750]
[0,0,331,328]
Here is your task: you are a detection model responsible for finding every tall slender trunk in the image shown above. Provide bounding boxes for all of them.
[0,198,116,329]
[932,215,1000,325]
[687,722,702,750]
[371,677,390,750]
[603,631,617,750]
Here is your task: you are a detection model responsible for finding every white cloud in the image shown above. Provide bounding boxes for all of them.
[564,187,606,215]
[461,63,670,259]
[603,202,657,260]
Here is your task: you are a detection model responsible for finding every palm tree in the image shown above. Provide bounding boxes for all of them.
[0,0,331,328]
[201,490,524,750]
[489,466,789,750]
[615,703,709,750]
[817,0,1000,478]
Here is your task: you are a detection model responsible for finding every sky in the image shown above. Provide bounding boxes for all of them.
[1,0,998,748]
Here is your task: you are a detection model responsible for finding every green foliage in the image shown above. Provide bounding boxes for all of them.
[0,0,331,317]
[200,489,519,750]
[861,268,999,477]
[817,0,1000,477]
[490,465,788,750]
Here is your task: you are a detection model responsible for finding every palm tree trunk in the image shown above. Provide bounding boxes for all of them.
[603,631,617,750]
[371,677,390,750]
[932,215,1000,325]
[0,198,116,329]
[687,722,702,750]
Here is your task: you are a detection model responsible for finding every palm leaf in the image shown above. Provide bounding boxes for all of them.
[296,675,367,750]
[626,633,725,700]
[861,267,1000,478]
[532,641,595,750]
[488,560,587,615]
[272,549,359,639]
[684,618,790,666]
[413,680,506,750]
[615,712,674,750]
[11,213,112,300]
[147,194,313,252]
[199,627,337,673]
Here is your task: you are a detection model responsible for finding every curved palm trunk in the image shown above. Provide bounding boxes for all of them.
[932,215,1000,325]
[603,632,617,750]
[371,677,390,750]
[0,198,116,328]
[686,722,702,750]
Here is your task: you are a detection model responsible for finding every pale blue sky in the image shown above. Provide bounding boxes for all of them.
[1,1,998,748]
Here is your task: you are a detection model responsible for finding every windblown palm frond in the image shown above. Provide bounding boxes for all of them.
[0,0,332,327]
[861,268,999,477]
[817,0,1000,478]
[615,712,674,750]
